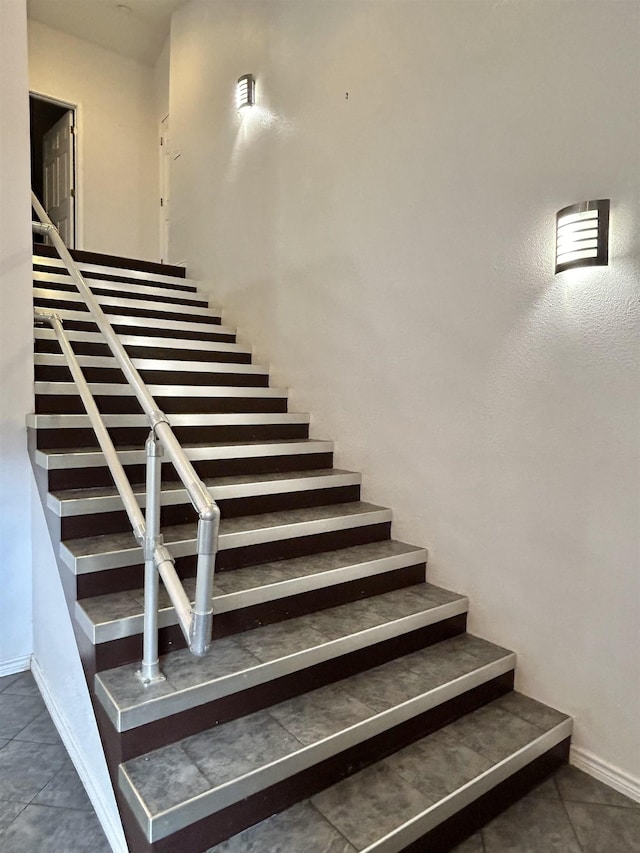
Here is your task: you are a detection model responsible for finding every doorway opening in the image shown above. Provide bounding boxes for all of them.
[30,92,77,248]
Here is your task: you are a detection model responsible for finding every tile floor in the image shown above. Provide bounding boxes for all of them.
[1,669,638,852]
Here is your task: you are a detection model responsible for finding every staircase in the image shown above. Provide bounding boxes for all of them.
[28,246,572,853]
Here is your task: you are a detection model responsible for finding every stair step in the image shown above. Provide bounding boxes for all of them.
[34,352,269,387]
[119,635,516,844]
[49,468,359,516]
[33,253,194,289]
[36,438,331,471]
[95,584,469,735]
[56,467,361,541]
[34,327,251,361]
[201,692,571,853]
[35,382,285,399]
[34,353,266,377]
[34,286,223,324]
[35,382,289,416]
[60,501,392,574]
[27,412,310,430]
[34,307,236,340]
[33,270,209,306]
[76,540,427,643]
[28,411,312,453]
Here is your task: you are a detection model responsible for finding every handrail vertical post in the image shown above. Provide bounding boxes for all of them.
[138,431,166,684]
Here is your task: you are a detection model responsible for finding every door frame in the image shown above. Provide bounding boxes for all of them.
[30,90,80,248]
[159,113,170,264]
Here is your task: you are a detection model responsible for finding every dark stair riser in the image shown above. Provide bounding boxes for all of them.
[35,364,269,388]
[38,318,236,343]
[35,393,288,416]
[34,265,193,292]
[46,452,333,491]
[60,484,361,539]
[116,670,513,853]
[97,611,470,769]
[89,562,427,673]
[73,521,393,599]
[36,279,207,308]
[33,245,187,278]
[35,422,309,450]
[34,295,223,326]
[35,338,252,364]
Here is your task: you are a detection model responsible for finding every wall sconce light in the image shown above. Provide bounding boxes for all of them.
[236,74,255,111]
[555,199,610,274]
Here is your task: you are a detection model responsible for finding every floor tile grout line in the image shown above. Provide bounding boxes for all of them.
[559,794,587,852]
[308,798,358,851]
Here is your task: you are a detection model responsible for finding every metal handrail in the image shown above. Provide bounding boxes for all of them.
[32,192,220,680]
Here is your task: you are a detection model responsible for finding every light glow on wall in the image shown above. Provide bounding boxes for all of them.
[555,200,610,273]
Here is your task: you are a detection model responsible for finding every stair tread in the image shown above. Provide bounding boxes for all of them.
[95,583,468,727]
[34,307,236,336]
[120,634,516,832]
[33,270,209,303]
[36,438,333,471]
[35,352,268,375]
[202,692,570,853]
[35,381,285,396]
[77,540,427,634]
[27,412,309,429]
[33,252,190,284]
[51,468,360,515]
[62,502,392,566]
[34,326,250,354]
[34,285,222,320]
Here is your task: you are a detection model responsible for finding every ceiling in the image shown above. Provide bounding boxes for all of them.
[27,0,189,66]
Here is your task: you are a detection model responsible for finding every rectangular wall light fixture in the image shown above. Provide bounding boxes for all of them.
[555,199,610,273]
[236,74,255,110]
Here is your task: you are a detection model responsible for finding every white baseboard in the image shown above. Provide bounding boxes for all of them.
[30,659,129,853]
[0,654,32,677]
[571,745,640,804]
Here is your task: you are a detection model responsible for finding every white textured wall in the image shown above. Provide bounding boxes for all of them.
[28,19,159,260]
[169,0,640,789]
[0,0,34,675]
[31,493,127,851]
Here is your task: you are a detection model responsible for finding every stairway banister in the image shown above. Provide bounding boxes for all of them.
[33,307,147,545]
[31,193,219,667]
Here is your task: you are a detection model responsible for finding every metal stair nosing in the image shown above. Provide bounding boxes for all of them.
[33,253,199,289]
[34,326,250,357]
[34,285,223,322]
[75,543,428,645]
[60,504,395,575]
[33,270,210,305]
[34,440,333,473]
[34,306,236,338]
[34,352,269,378]
[95,594,471,734]
[119,650,517,843]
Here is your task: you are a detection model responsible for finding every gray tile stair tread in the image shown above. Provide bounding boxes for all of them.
[121,634,515,817]
[124,684,566,832]
[51,469,358,503]
[97,583,466,710]
[41,438,328,458]
[64,501,390,558]
[80,540,426,627]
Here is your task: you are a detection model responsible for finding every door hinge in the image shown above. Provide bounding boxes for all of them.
[70,188,75,198]
[70,125,76,135]
[160,197,164,207]
[160,136,164,146]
